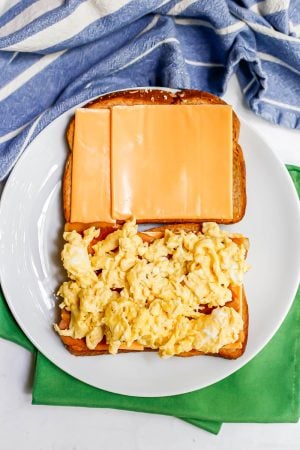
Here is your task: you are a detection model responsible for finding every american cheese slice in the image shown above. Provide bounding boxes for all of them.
[70,108,114,224]
[111,105,233,221]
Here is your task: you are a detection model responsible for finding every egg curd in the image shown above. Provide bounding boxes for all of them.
[54,219,249,357]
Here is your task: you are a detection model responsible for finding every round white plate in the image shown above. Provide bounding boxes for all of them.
[0,91,300,397]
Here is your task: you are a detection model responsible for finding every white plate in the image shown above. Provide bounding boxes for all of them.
[0,90,300,397]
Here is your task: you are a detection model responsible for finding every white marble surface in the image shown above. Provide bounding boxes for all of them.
[1,76,300,449]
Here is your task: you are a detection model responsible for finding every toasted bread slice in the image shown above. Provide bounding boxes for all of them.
[57,225,248,359]
[60,90,248,358]
[58,286,247,359]
[63,89,246,224]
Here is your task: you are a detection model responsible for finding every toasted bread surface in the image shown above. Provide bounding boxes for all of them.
[63,88,246,224]
[57,224,248,359]
[58,287,248,358]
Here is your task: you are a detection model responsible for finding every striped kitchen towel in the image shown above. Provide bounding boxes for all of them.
[0,0,299,180]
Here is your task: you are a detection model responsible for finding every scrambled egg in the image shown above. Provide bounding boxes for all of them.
[55,218,249,357]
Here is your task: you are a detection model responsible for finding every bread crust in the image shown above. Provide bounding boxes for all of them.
[63,88,246,224]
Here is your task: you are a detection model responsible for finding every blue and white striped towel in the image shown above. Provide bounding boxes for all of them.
[0,0,299,180]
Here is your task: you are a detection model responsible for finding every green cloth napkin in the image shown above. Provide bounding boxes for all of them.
[1,165,299,435]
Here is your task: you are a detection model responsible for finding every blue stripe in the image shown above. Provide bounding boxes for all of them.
[258,61,300,107]
[154,0,177,14]
[254,101,300,129]
[0,0,82,51]
[175,24,239,62]
[0,52,43,89]
[263,10,289,35]
[38,4,158,54]
[0,51,17,69]
[256,34,300,65]
[0,0,37,26]
[290,0,300,24]
[228,0,279,27]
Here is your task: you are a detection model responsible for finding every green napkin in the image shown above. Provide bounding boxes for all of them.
[1,165,299,435]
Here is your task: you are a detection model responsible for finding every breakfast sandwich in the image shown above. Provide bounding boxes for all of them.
[55,89,249,359]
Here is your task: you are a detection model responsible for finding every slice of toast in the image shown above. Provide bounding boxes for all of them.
[63,89,246,225]
[58,286,248,359]
[59,89,248,359]
[57,225,248,359]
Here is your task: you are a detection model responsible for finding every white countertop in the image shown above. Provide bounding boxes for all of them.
[1,77,300,449]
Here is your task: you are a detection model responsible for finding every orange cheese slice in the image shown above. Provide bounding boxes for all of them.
[70,108,114,224]
[111,105,233,221]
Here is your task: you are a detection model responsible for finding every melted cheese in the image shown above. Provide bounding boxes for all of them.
[111,105,233,221]
[70,108,114,223]
[55,219,249,357]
